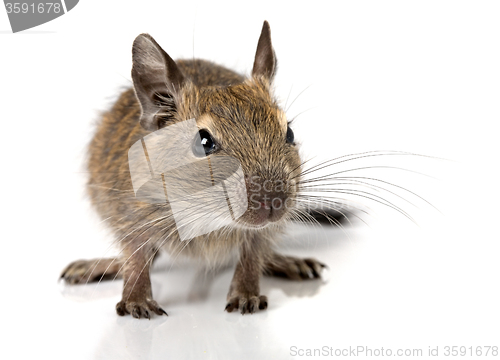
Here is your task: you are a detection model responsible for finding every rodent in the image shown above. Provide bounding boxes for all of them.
[61,21,339,318]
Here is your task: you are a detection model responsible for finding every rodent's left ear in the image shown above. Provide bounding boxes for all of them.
[252,21,277,82]
[131,33,185,131]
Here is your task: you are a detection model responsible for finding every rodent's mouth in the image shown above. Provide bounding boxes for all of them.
[238,222,271,230]
[235,202,286,230]
[234,211,270,229]
[235,188,293,229]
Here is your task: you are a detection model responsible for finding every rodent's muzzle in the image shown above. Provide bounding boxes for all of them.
[240,176,294,227]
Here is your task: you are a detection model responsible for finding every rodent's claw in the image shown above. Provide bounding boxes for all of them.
[116,299,167,319]
[225,295,268,315]
[259,298,268,310]
[304,258,326,278]
[134,307,149,320]
[159,308,168,316]
[264,255,327,280]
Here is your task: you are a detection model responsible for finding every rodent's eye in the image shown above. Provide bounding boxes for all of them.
[286,125,295,144]
[193,129,217,157]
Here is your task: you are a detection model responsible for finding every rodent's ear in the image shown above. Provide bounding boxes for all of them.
[131,33,185,131]
[252,21,277,81]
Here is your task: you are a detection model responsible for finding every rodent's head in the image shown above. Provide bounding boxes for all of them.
[131,21,301,230]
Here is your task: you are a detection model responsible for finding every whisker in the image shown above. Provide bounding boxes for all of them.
[299,182,418,209]
[300,190,416,224]
[296,150,442,181]
[285,84,312,113]
[331,176,442,214]
[284,84,293,110]
[297,166,437,185]
[295,196,370,226]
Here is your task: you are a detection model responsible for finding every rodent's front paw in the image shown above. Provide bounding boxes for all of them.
[225,294,268,315]
[116,298,167,319]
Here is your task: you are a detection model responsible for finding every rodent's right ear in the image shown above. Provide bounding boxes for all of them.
[252,21,277,82]
[131,33,185,131]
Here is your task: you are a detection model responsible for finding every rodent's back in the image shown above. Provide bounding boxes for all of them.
[177,59,245,87]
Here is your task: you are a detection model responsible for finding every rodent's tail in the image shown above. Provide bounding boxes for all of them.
[300,208,349,226]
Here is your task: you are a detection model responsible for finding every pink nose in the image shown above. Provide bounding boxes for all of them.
[252,193,287,223]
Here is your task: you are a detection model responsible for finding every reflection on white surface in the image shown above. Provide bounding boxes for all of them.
[58,224,349,359]
[53,220,500,360]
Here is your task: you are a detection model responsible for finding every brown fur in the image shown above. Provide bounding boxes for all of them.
[61,21,326,318]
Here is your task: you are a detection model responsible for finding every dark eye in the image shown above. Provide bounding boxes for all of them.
[286,125,294,144]
[193,129,217,157]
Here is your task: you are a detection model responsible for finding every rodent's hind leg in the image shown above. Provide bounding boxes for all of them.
[60,257,123,285]
[263,253,327,280]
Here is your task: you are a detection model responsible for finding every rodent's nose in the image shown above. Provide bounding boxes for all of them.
[260,201,271,210]
[251,192,288,223]
[243,176,292,226]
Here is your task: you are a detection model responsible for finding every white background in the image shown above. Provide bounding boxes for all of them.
[1,1,499,359]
